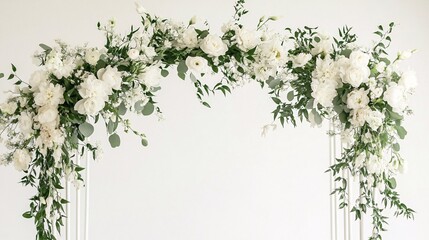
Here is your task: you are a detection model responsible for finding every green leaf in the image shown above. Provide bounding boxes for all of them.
[306,99,314,109]
[271,97,281,104]
[161,69,169,77]
[340,49,352,58]
[117,102,127,115]
[0,73,4,79]
[394,125,407,139]
[142,102,155,116]
[78,122,94,138]
[339,112,348,124]
[190,73,198,83]
[8,74,14,80]
[109,133,121,148]
[202,101,211,108]
[287,91,294,101]
[39,43,52,52]
[134,100,146,112]
[177,61,188,74]
[392,143,400,152]
[22,211,32,219]
[141,138,148,147]
[107,120,118,134]
[11,64,16,72]
[311,109,323,125]
[267,78,280,89]
[388,178,397,189]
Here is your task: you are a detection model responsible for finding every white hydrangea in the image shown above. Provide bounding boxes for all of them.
[29,70,49,91]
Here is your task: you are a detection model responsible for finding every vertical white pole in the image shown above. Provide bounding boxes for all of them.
[76,150,81,240]
[347,169,351,240]
[329,120,338,240]
[66,180,71,240]
[359,175,364,240]
[85,147,90,240]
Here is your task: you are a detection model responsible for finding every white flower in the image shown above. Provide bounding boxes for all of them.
[397,50,413,60]
[366,110,384,131]
[311,57,341,108]
[138,65,161,88]
[235,28,260,51]
[200,34,228,57]
[375,61,386,73]
[221,20,239,33]
[97,66,123,92]
[37,125,65,150]
[341,128,355,149]
[13,149,31,171]
[185,56,209,75]
[77,75,109,100]
[366,154,385,175]
[383,82,408,113]
[350,106,370,127]
[347,88,369,110]
[398,70,418,91]
[311,36,332,55]
[291,53,312,68]
[370,87,383,100]
[127,49,140,60]
[349,50,370,66]
[311,82,337,108]
[36,105,59,124]
[0,101,18,115]
[258,39,288,65]
[85,48,101,65]
[341,64,370,88]
[135,2,146,14]
[74,97,106,116]
[18,112,34,139]
[29,70,49,91]
[362,131,372,144]
[354,152,366,169]
[34,83,65,107]
[179,27,199,49]
[253,63,275,81]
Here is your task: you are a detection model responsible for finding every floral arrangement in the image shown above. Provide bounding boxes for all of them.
[0,1,417,239]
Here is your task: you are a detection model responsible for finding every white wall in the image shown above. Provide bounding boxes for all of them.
[0,0,428,239]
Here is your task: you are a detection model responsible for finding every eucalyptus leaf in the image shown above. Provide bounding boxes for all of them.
[118,102,127,115]
[107,120,118,134]
[177,61,188,74]
[311,109,323,125]
[0,73,4,79]
[161,69,169,77]
[394,125,407,139]
[134,100,146,112]
[109,133,121,148]
[141,138,148,147]
[78,122,94,138]
[142,102,155,116]
[287,91,294,101]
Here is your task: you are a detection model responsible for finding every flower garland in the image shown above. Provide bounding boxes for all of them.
[0,1,417,239]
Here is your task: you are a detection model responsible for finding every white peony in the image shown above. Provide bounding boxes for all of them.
[13,149,31,171]
[398,70,418,91]
[85,48,101,65]
[200,34,228,57]
[34,83,65,107]
[235,28,260,51]
[347,88,369,110]
[185,56,209,75]
[180,27,199,49]
[350,106,370,127]
[97,66,123,92]
[383,82,408,113]
[311,57,341,108]
[29,70,49,91]
[36,105,59,124]
[18,112,34,139]
[37,125,65,150]
[341,64,370,88]
[127,49,140,60]
[291,53,312,68]
[77,75,109,100]
[366,110,384,131]
[0,101,18,115]
[139,65,161,88]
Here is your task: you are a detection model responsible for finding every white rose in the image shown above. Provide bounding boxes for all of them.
[18,112,34,139]
[341,65,370,88]
[349,50,370,66]
[180,27,199,49]
[292,53,312,68]
[74,97,106,116]
[200,34,228,57]
[139,65,161,88]
[366,110,384,131]
[347,88,369,110]
[235,28,260,51]
[34,83,65,107]
[97,66,122,91]
[127,49,140,60]
[398,70,418,91]
[37,105,59,124]
[0,101,18,115]
[13,149,31,171]
[383,82,408,113]
[185,56,209,75]
[85,49,101,65]
[29,70,49,91]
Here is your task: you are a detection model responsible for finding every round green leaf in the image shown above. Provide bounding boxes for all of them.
[142,102,155,116]
[109,133,121,148]
[79,122,94,138]
[141,138,148,147]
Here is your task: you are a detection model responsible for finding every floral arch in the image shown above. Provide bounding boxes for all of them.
[0,1,417,239]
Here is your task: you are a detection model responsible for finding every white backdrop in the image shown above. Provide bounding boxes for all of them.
[0,0,428,239]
